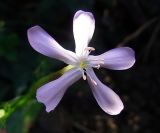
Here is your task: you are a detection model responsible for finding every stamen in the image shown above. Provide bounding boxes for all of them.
[85,47,95,52]
[99,61,105,64]
[82,70,86,80]
[91,79,97,85]
[83,47,95,57]
[89,58,104,62]
[86,71,97,86]
[94,64,100,69]
[88,57,105,69]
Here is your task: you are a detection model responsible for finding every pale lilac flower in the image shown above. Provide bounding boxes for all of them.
[27,10,135,115]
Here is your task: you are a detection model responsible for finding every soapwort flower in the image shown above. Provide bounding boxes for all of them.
[27,10,135,115]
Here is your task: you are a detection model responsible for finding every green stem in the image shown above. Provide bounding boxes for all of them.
[0,65,73,124]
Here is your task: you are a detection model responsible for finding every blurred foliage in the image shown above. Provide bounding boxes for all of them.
[0,65,73,131]
[0,31,18,62]
[6,101,41,133]
[0,0,160,133]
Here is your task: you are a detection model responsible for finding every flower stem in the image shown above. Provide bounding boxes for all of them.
[0,65,73,127]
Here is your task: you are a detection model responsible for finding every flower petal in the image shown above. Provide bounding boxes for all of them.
[86,68,124,115]
[89,47,135,70]
[73,10,95,56]
[36,68,82,112]
[27,25,78,65]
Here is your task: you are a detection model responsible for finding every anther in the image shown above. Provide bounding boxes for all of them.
[85,47,95,52]
[99,61,105,64]
[94,64,100,69]
[82,47,95,57]
[91,79,97,85]
[82,70,86,80]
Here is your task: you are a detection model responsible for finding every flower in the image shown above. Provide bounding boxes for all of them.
[27,10,135,115]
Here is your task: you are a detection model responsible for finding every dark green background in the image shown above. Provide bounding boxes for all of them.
[0,0,160,133]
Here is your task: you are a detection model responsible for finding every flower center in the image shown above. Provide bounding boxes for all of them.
[79,60,88,69]
[77,47,95,69]
[76,47,104,81]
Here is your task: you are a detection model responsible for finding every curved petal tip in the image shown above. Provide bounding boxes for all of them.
[36,68,82,112]
[89,47,135,70]
[104,101,124,115]
[87,68,124,115]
